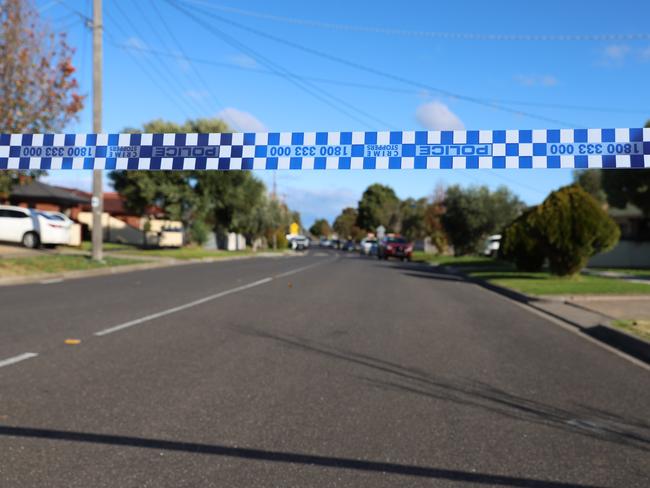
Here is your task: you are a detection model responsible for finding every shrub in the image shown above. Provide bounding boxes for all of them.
[189,220,210,246]
[532,185,620,276]
[500,209,545,271]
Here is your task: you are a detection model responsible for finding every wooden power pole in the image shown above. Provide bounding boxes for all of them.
[91,0,103,261]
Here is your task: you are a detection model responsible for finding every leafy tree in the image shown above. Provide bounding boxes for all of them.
[309,218,331,237]
[573,169,606,204]
[500,209,545,271]
[530,185,620,276]
[195,171,266,241]
[441,185,525,255]
[356,183,400,232]
[333,207,363,240]
[399,197,428,241]
[601,120,650,217]
[0,0,83,197]
[423,185,448,253]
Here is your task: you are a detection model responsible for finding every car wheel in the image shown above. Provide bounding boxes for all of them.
[22,232,40,249]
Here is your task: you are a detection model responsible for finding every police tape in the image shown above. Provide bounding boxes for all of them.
[1,128,649,170]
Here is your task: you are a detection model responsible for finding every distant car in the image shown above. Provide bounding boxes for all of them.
[289,235,310,251]
[342,239,356,251]
[0,205,72,248]
[319,238,331,248]
[377,235,413,261]
[359,237,377,256]
[330,238,341,250]
[483,234,501,257]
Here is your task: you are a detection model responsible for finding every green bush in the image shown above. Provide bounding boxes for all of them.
[533,185,620,276]
[500,209,545,271]
[189,220,210,246]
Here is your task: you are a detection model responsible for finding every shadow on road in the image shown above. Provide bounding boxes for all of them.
[0,425,605,487]
[236,327,650,454]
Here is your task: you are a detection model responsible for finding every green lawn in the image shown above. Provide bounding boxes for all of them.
[77,241,136,252]
[0,254,143,277]
[77,242,285,261]
[612,320,650,342]
[414,253,650,295]
[589,268,650,278]
[121,247,256,260]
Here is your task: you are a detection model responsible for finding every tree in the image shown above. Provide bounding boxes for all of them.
[573,169,606,204]
[195,171,266,243]
[309,218,331,237]
[529,185,620,276]
[500,208,545,272]
[356,183,400,232]
[399,197,428,241]
[0,0,83,197]
[333,207,363,240]
[601,120,650,217]
[441,185,525,255]
[423,185,448,253]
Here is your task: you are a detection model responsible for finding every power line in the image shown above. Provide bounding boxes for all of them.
[182,0,650,42]
[103,10,195,120]
[145,0,240,130]
[110,0,209,118]
[166,0,396,130]
[174,0,579,128]
[114,43,650,117]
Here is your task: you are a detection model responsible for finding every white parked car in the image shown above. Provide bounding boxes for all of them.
[360,237,378,256]
[483,234,502,257]
[289,235,310,251]
[0,205,72,248]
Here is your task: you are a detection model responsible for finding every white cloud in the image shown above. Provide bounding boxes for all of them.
[216,108,267,132]
[415,101,464,130]
[640,46,650,61]
[229,54,258,69]
[185,90,209,101]
[603,44,630,61]
[124,36,147,51]
[514,74,558,87]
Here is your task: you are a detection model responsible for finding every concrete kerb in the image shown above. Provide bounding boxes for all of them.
[0,251,297,287]
[438,264,650,365]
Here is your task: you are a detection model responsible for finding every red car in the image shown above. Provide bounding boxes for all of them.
[377,235,413,261]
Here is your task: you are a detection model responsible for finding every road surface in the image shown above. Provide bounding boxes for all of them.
[0,250,648,487]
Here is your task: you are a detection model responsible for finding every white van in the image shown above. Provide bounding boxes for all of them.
[0,205,72,248]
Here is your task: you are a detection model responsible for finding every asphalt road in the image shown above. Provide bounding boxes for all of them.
[0,250,648,487]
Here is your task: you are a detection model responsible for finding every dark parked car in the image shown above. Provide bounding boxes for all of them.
[377,235,413,261]
[342,239,356,251]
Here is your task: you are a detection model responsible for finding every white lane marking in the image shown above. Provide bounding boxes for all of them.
[274,258,335,279]
[95,256,336,337]
[40,278,64,285]
[0,352,38,369]
[94,277,272,337]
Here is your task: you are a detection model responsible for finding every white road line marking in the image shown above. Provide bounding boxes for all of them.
[94,277,272,337]
[0,352,38,369]
[274,258,334,278]
[94,257,335,337]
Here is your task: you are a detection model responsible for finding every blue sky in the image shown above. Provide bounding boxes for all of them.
[38,0,650,226]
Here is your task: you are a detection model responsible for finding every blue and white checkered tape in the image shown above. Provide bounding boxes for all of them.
[1,128,649,170]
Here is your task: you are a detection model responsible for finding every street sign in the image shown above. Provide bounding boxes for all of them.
[290,222,300,235]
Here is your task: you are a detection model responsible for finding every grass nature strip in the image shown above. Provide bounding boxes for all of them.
[411,252,650,296]
[0,255,144,277]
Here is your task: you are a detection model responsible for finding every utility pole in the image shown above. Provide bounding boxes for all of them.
[91,0,103,261]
